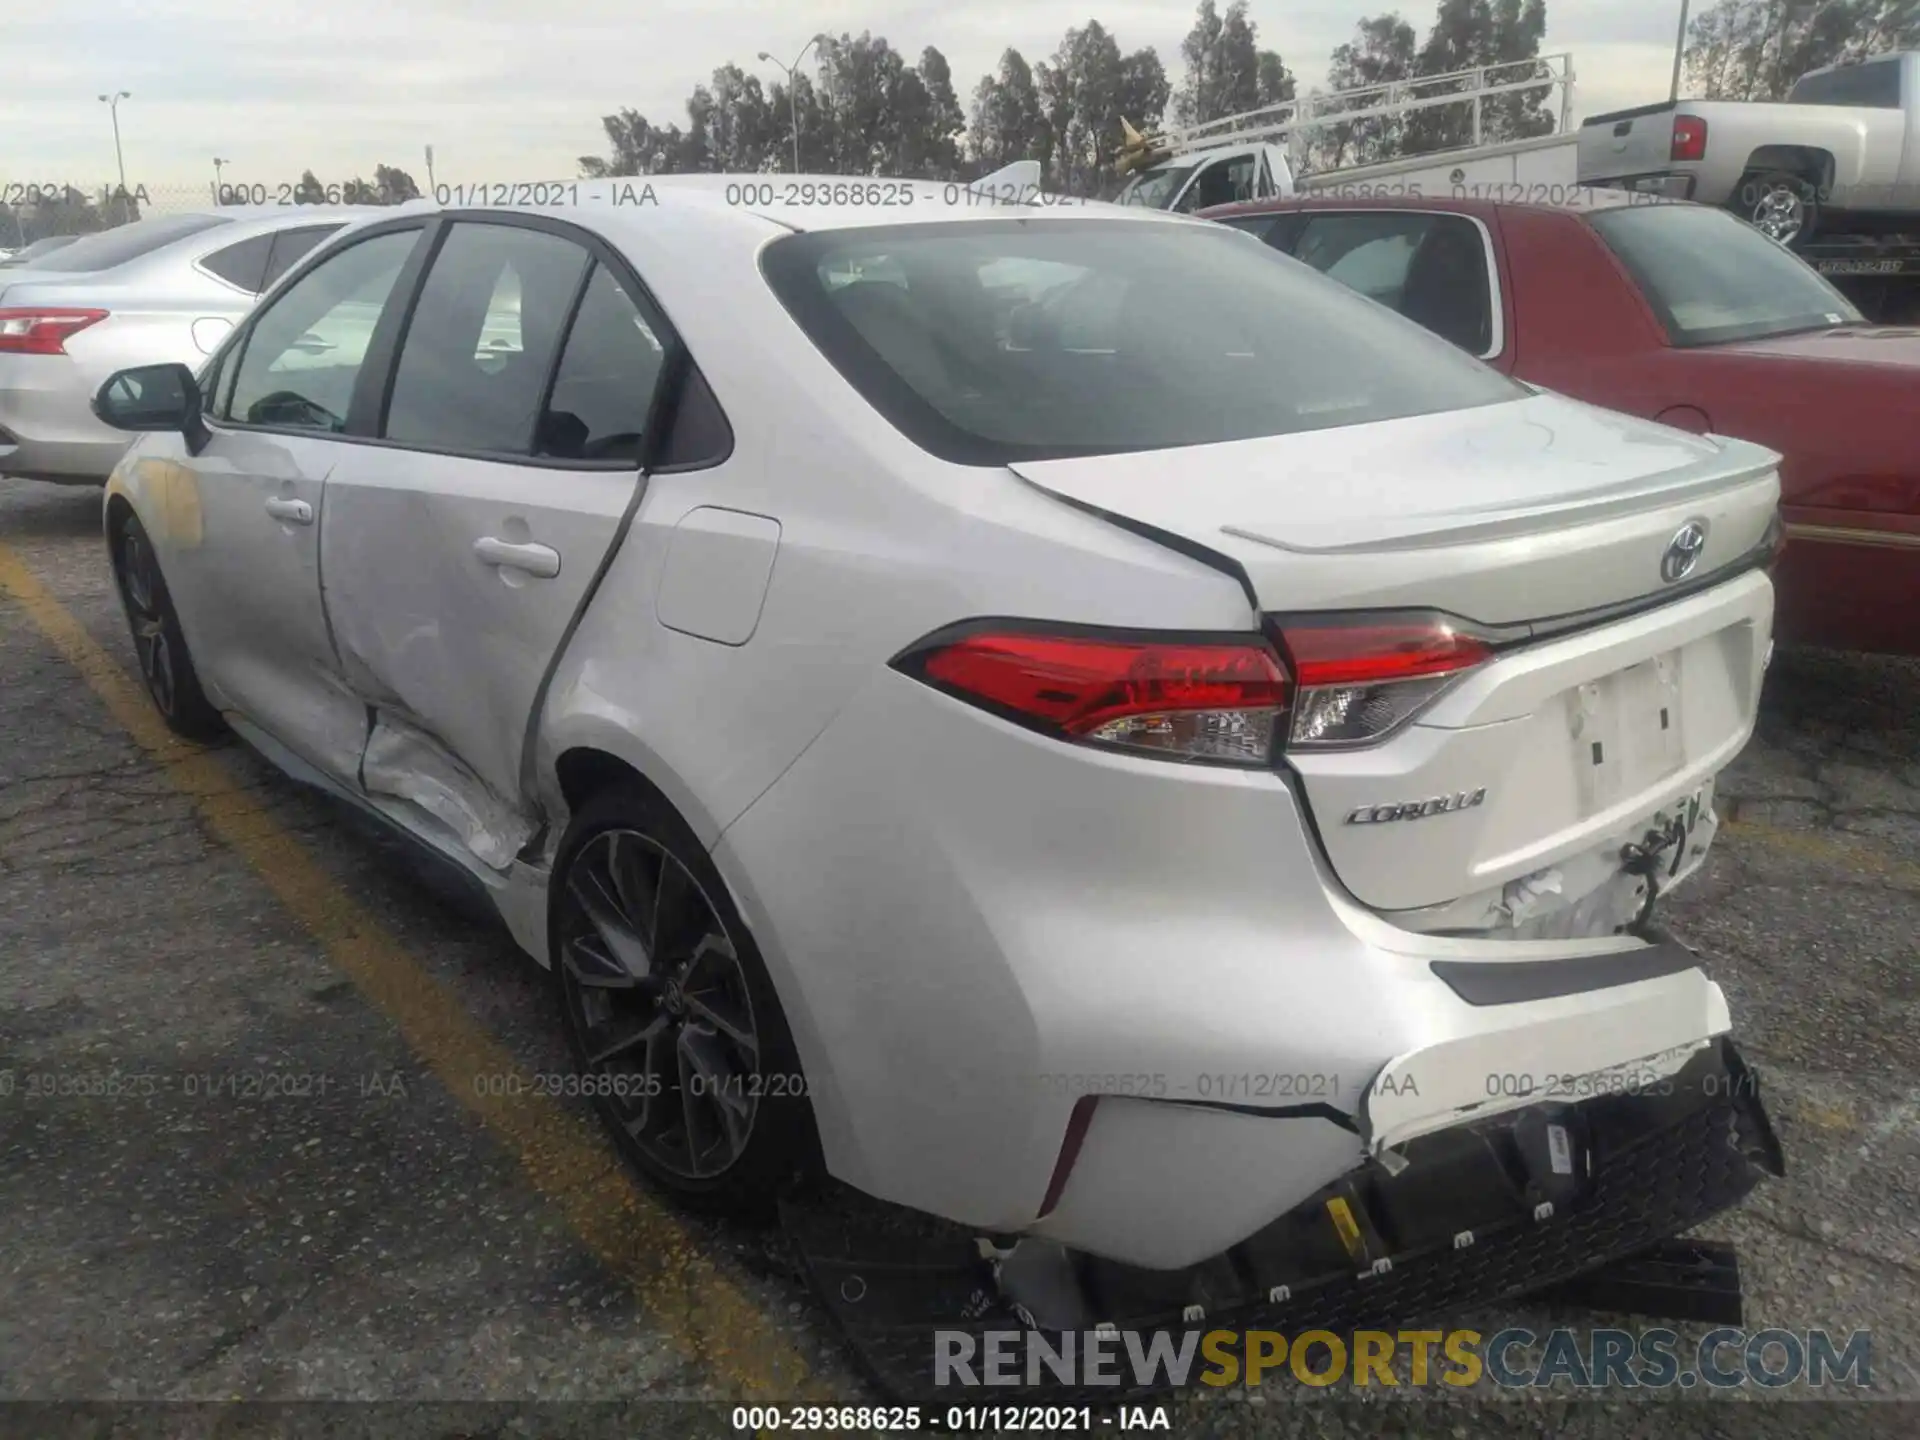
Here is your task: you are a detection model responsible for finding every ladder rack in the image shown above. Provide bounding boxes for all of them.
[1118,53,1576,175]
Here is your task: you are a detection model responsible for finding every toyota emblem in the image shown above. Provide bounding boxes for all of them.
[1661,521,1708,583]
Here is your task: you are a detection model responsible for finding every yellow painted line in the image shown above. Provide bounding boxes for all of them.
[1724,817,1920,891]
[0,540,821,1400]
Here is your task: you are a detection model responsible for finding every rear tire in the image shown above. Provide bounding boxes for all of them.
[109,508,227,741]
[550,780,820,1216]
[1733,169,1823,250]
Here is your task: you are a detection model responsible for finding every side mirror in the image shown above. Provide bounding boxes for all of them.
[94,363,199,431]
[94,362,213,454]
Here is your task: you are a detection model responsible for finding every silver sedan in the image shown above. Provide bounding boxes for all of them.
[0,206,393,485]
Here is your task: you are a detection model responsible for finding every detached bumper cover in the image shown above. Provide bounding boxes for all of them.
[787,1039,1783,1405]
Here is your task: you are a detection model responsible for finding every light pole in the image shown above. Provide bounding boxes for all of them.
[1772,3,1798,98]
[758,35,826,173]
[1669,1,1691,102]
[212,156,229,205]
[98,91,130,217]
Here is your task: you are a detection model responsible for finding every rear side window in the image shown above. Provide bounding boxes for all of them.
[200,233,276,291]
[1789,61,1901,108]
[1289,211,1495,356]
[28,213,231,272]
[534,263,669,461]
[761,218,1520,465]
[383,222,591,455]
[262,225,343,289]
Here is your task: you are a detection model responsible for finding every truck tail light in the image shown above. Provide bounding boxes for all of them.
[1670,115,1708,163]
[893,624,1290,765]
[0,308,109,355]
[1272,614,1493,749]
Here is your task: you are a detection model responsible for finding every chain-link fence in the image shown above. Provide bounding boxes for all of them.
[1,179,432,248]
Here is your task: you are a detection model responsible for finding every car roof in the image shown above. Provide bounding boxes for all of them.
[400,173,1193,244]
[1200,189,1665,225]
[0,207,403,289]
[178,204,403,235]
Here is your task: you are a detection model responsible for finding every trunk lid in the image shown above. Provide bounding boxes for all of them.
[1008,393,1779,625]
[1717,324,1920,370]
[1011,393,1782,915]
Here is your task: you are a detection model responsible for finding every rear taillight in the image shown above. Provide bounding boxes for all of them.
[1670,114,1708,163]
[1274,614,1492,749]
[895,613,1497,763]
[896,625,1290,765]
[0,308,109,355]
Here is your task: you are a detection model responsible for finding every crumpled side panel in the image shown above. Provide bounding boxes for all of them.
[361,712,534,871]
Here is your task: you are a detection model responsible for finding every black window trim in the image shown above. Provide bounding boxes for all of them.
[201,209,732,474]
[193,230,278,296]
[259,223,349,292]
[1282,206,1507,362]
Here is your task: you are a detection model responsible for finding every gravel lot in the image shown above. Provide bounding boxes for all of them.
[2,475,1915,1439]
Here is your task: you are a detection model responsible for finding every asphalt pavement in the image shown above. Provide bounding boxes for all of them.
[2,475,1916,1439]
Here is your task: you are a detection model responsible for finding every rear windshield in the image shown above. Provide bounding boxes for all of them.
[1788,60,1901,108]
[27,213,231,272]
[1589,203,1862,346]
[0,235,81,267]
[760,218,1522,464]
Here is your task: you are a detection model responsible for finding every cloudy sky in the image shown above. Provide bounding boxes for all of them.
[3,0,1693,192]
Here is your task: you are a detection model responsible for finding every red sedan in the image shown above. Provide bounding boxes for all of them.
[1201,191,1920,656]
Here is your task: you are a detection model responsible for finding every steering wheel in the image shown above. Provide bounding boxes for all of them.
[248,390,340,430]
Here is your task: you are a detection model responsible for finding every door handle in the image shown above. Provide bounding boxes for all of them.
[474,536,561,578]
[264,496,313,525]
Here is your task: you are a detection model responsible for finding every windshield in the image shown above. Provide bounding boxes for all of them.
[27,213,231,273]
[1589,203,1862,346]
[760,218,1523,465]
[1116,165,1196,209]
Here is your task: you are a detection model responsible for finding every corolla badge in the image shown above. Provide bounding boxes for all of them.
[1661,520,1709,583]
[1346,789,1487,824]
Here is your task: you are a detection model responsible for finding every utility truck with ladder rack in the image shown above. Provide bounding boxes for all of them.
[1114,54,1581,212]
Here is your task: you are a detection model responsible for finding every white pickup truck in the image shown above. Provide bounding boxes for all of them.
[1578,51,1920,248]
[1116,54,1580,212]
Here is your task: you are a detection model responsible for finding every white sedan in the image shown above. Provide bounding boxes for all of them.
[93,175,1783,1279]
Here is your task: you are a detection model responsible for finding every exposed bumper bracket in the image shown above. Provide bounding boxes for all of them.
[782,1038,1782,1405]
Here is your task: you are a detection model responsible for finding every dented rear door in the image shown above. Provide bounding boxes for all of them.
[317,219,671,868]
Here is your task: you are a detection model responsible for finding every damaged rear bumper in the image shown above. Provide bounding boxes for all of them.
[786,1038,1784,1404]
[1029,940,1732,1267]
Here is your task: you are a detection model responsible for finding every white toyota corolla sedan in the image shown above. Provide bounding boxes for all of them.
[93,176,1783,1279]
